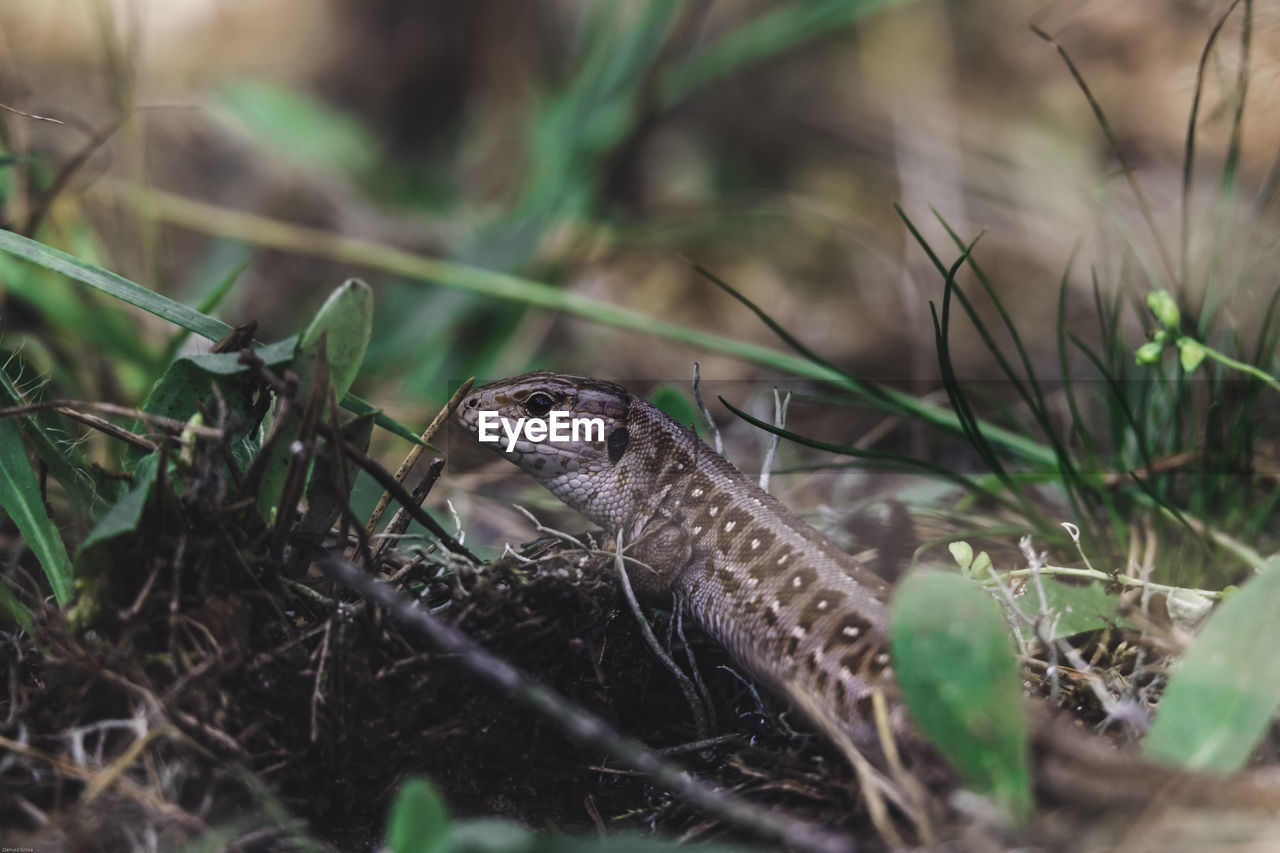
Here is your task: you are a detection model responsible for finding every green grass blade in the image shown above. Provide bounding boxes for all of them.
[932,212,1083,489]
[1181,0,1245,283]
[0,229,418,444]
[891,570,1032,823]
[1068,330,1158,475]
[217,79,379,177]
[717,396,1015,510]
[1144,555,1280,771]
[0,228,234,341]
[1057,275,1122,545]
[0,358,109,512]
[926,236,1048,528]
[0,579,34,634]
[1251,285,1280,367]
[692,264,853,383]
[161,250,252,365]
[0,413,73,603]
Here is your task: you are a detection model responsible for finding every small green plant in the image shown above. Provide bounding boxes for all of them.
[0,231,432,617]
[1137,289,1280,396]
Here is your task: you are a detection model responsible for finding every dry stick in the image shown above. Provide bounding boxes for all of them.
[0,400,225,439]
[315,421,479,564]
[53,406,157,451]
[691,363,724,455]
[365,377,474,537]
[317,552,856,853]
[372,458,446,564]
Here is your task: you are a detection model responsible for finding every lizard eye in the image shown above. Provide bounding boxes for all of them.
[524,392,555,417]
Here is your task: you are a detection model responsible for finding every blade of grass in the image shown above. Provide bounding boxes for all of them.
[0,580,34,634]
[0,229,419,444]
[1251,286,1280,372]
[927,211,1087,518]
[1180,0,1245,285]
[693,264,852,383]
[1068,330,1158,476]
[1057,272,1123,546]
[91,184,1064,468]
[0,228,232,341]
[717,395,1016,513]
[0,358,109,512]
[0,414,73,603]
[927,236,1048,526]
[161,251,252,365]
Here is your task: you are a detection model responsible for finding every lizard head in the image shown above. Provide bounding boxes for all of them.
[457,372,637,528]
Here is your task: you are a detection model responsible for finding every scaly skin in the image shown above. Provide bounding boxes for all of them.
[458,371,900,763]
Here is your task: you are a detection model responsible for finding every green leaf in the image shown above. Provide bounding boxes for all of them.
[1143,555,1280,771]
[948,540,975,571]
[1135,340,1165,365]
[1178,338,1207,373]
[447,820,534,853]
[0,412,73,603]
[296,278,373,401]
[288,412,375,576]
[891,570,1031,822]
[385,776,450,853]
[139,340,295,474]
[77,455,160,555]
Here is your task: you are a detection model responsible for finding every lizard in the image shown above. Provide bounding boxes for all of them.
[455,371,1280,827]
[458,373,898,753]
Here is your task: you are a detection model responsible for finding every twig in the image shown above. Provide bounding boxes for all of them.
[614,532,711,739]
[759,387,791,492]
[316,421,479,564]
[989,564,1226,600]
[0,399,224,438]
[372,458,446,565]
[691,363,724,455]
[366,378,472,536]
[317,552,855,853]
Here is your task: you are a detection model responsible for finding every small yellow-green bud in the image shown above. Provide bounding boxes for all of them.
[1147,290,1181,329]
[1135,340,1165,365]
[949,540,975,572]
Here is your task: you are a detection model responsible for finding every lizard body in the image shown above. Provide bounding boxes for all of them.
[458,372,902,763]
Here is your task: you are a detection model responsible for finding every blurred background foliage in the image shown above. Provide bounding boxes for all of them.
[1,0,1278,573]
